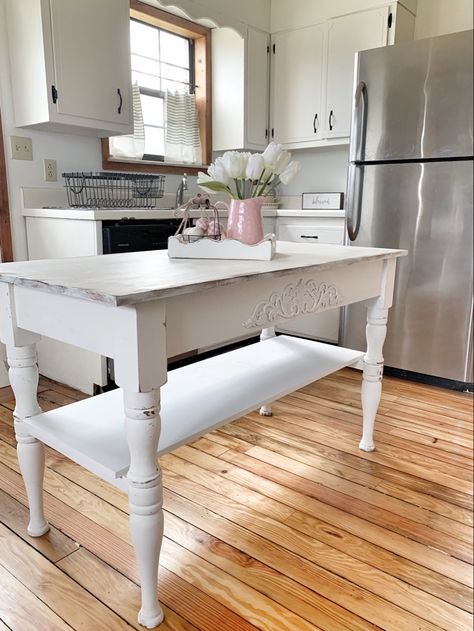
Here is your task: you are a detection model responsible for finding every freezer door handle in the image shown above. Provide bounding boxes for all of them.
[349,81,368,163]
[346,164,364,241]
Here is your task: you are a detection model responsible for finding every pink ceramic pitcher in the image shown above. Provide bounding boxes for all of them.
[225,197,265,245]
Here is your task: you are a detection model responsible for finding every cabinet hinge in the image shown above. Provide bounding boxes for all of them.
[272,43,275,54]
[51,85,58,104]
[388,12,393,28]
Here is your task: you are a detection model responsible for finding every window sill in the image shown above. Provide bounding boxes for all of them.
[101,142,208,175]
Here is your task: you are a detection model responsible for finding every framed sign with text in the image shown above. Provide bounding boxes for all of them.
[302,192,344,210]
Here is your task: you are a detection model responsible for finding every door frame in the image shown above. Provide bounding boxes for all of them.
[0,110,13,262]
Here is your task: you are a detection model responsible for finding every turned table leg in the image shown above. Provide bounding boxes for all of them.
[124,389,164,628]
[259,327,276,416]
[7,344,49,536]
[360,300,388,452]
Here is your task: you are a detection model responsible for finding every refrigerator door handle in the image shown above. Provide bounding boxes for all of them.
[346,164,364,242]
[349,81,368,163]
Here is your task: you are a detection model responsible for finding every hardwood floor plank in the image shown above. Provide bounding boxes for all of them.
[1,389,79,413]
[284,392,474,459]
[47,458,375,631]
[216,420,474,511]
[236,414,474,492]
[46,452,474,617]
[0,370,471,631]
[166,485,470,628]
[169,445,472,587]
[0,488,78,563]
[161,538,322,631]
[0,563,73,631]
[161,470,467,631]
[243,445,472,543]
[0,463,260,631]
[57,548,199,631]
[206,423,473,526]
[0,523,136,630]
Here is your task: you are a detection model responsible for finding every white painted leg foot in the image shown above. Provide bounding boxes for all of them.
[138,607,164,629]
[8,344,49,536]
[259,405,273,416]
[125,390,164,629]
[358,439,376,452]
[360,303,388,453]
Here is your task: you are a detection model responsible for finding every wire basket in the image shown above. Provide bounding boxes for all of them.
[62,172,165,208]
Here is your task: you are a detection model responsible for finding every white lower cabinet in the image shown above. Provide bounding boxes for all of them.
[276,217,345,342]
[25,217,107,394]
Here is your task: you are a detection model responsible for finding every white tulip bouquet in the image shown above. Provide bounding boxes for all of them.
[197,142,301,199]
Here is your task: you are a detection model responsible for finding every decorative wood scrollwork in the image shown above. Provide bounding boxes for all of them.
[243,279,343,329]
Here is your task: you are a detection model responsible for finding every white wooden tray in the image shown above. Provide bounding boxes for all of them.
[168,234,276,260]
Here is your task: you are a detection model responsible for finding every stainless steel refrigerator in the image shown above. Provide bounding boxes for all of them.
[342,29,473,390]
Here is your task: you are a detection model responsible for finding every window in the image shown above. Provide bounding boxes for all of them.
[102,1,211,175]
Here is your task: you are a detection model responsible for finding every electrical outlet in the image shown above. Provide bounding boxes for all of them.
[11,136,33,161]
[44,159,57,182]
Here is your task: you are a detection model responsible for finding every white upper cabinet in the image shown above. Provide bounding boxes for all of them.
[6,0,132,136]
[212,26,270,151]
[324,7,389,139]
[270,2,415,149]
[270,24,324,145]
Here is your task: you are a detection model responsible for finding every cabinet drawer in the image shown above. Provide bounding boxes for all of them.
[278,224,344,244]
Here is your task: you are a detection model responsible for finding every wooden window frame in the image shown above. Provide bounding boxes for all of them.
[101,0,212,175]
[0,111,14,262]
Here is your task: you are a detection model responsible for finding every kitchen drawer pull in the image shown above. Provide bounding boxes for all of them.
[117,88,123,114]
[300,235,319,239]
[329,109,334,131]
[313,113,318,133]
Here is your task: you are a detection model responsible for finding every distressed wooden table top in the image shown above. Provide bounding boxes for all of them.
[0,242,406,306]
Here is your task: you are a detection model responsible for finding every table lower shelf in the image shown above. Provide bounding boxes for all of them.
[23,336,363,488]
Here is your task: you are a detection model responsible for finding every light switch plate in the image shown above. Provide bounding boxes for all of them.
[11,135,33,160]
[44,159,57,182]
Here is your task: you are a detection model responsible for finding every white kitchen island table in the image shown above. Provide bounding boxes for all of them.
[0,241,405,628]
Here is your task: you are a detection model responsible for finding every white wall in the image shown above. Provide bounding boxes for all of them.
[414,0,473,39]
[278,146,349,197]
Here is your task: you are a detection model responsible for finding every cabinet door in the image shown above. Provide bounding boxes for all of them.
[324,7,388,139]
[245,27,270,148]
[271,24,324,144]
[49,0,131,126]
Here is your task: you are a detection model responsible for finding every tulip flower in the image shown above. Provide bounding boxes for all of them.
[197,143,300,199]
[222,151,250,179]
[279,160,301,185]
[262,141,284,168]
[208,156,231,185]
[273,150,291,174]
[246,154,265,181]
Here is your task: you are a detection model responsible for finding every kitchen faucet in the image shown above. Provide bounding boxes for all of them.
[175,173,188,208]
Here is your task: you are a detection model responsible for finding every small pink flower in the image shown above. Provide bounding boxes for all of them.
[196,217,209,232]
[208,221,226,238]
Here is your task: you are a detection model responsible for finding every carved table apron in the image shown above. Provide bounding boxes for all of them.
[0,242,405,628]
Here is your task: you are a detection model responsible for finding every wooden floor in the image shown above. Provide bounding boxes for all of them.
[0,368,472,631]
